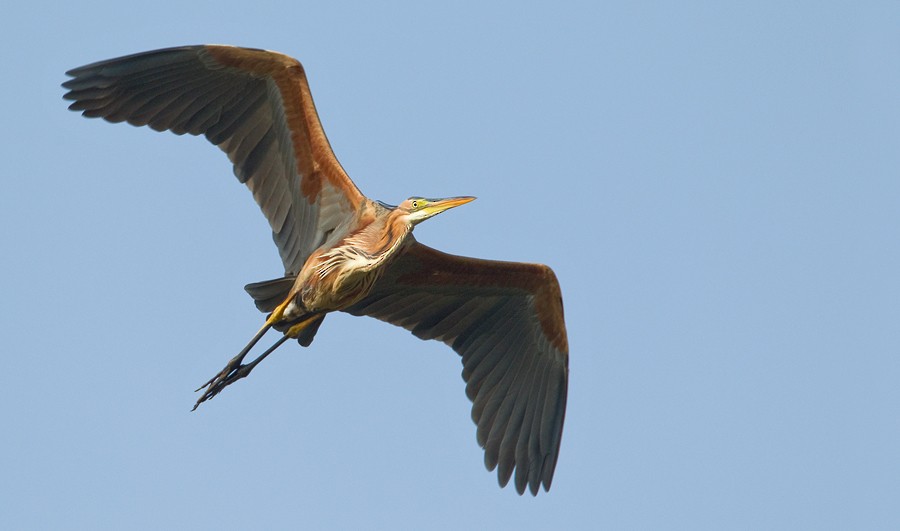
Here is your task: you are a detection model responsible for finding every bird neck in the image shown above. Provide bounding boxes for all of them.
[324,206,411,271]
[371,209,414,262]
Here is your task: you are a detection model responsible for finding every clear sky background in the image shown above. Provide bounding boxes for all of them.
[2,2,898,529]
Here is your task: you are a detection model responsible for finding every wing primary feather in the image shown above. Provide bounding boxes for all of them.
[100,61,210,97]
[66,47,198,78]
[496,348,542,492]
[139,82,222,131]
[63,59,198,94]
[480,334,535,474]
[88,68,218,125]
[540,366,567,490]
[127,74,227,132]
[515,354,550,495]
[207,88,267,153]
[465,316,523,405]
[455,298,516,374]
[175,79,237,133]
[473,330,529,447]
[464,300,527,389]
[527,355,553,494]
[159,76,238,135]
[202,82,262,145]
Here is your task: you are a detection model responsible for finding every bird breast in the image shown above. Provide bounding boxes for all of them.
[297,210,410,312]
[299,240,396,311]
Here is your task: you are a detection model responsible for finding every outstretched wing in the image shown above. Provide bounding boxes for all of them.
[345,239,569,495]
[63,45,365,275]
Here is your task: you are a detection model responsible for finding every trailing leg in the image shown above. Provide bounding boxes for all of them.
[192,312,324,410]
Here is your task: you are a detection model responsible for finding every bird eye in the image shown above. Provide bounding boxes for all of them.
[412,200,418,209]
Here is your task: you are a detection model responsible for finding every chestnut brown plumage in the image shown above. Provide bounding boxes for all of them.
[63,45,568,495]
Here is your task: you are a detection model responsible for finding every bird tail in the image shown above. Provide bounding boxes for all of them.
[244,275,325,347]
[244,275,297,312]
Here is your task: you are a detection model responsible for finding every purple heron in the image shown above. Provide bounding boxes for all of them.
[63,45,568,495]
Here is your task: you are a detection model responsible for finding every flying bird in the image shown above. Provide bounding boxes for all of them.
[63,45,568,495]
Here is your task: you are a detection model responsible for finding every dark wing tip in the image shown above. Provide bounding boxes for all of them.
[62,45,207,97]
[64,45,205,73]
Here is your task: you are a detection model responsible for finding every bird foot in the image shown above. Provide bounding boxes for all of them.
[192,355,257,410]
[192,332,290,411]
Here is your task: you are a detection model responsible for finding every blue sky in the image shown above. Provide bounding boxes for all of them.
[2,1,899,529]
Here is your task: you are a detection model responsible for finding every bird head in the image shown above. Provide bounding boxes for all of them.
[399,196,476,226]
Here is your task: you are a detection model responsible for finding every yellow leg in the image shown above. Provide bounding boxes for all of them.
[192,303,317,411]
[264,297,293,326]
[285,314,321,338]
